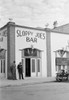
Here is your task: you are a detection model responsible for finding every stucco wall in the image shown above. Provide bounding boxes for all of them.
[15,27,47,77]
[51,32,69,76]
[0,27,7,78]
[0,28,7,49]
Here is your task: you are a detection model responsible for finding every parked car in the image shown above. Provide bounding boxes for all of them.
[56,70,69,82]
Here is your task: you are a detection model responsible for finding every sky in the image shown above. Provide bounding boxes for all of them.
[0,0,69,28]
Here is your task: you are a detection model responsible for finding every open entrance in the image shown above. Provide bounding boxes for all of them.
[25,58,31,77]
[21,47,42,78]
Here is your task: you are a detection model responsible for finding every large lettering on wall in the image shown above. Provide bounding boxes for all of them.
[16,29,45,43]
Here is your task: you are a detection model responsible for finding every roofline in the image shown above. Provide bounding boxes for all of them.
[0,22,51,32]
[15,24,51,32]
[51,23,69,34]
[53,23,69,29]
[0,23,8,30]
[1,22,69,34]
[15,24,46,31]
[51,29,69,34]
[0,22,15,30]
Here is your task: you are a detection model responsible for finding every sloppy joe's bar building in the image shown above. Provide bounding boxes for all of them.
[0,22,51,79]
[0,22,69,79]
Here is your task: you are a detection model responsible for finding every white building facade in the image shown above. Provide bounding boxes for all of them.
[51,24,69,76]
[0,27,7,79]
[15,26,47,79]
[0,22,69,79]
[0,22,51,79]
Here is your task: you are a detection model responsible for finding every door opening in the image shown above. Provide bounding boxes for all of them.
[25,58,31,77]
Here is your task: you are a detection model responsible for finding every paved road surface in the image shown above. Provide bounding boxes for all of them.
[1,81,69,100]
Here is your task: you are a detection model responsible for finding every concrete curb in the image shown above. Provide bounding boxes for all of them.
[0,77,55,88]
[0,81,54,88]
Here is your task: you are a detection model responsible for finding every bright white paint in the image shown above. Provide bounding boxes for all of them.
[0,28,7,49]
[0,28,7,78]
[15,27,47,78]
[51,32,69,76]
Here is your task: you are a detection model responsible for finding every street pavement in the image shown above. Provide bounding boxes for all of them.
[1,79,69,100]
[0,77,55,88]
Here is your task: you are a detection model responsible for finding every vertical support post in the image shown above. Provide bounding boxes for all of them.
[7,22,15,79]
[55,52,57,72]
[36,58,38,77]
[46,30,51,77]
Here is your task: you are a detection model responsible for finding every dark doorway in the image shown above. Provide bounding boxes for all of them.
[25,58,31,77]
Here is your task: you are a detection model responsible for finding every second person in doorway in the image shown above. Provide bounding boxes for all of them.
[17,62,24,80]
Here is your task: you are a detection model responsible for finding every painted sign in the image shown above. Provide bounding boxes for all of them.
[16,29,45,43]
[55,57,69,66]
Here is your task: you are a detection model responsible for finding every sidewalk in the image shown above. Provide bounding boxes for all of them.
[0,77,55,88]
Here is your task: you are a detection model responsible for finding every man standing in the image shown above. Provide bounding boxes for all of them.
[10,61,16,80]
[17,62,24,80]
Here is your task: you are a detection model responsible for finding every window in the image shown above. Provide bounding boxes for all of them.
[22,59,24,73]
[63,65,65,70]
[4,60,5,73]
[37,51,40,58]
[32,59,35,72]
[58,65,61,71]
[37,59,40,72]
[23,48,41,57]
[0,59,5,73]
[1,60,2,73]
[24,48,37,56]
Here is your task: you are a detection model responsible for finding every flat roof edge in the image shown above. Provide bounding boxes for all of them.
[0,22,51,32]
[51,30,69,34]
